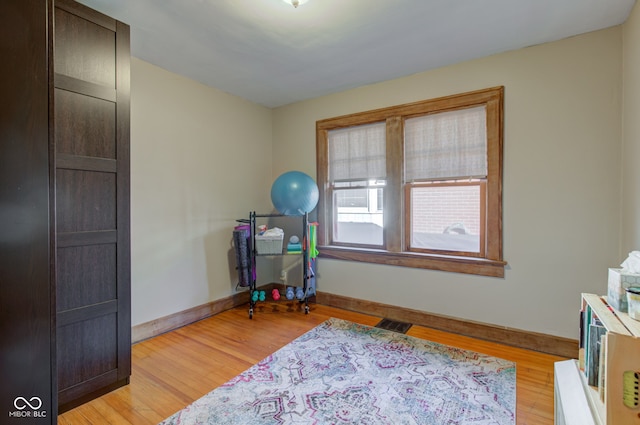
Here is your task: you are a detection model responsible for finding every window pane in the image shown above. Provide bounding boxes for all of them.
[405,106,487,181]
[336,188,368,208]
[328,122,386,182]
[333,187,383,246]
[410,184,480,253]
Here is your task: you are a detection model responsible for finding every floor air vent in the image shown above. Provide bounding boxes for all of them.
[375,318,412,334]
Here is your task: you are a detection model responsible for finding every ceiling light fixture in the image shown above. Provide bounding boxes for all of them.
[282,0,309,8]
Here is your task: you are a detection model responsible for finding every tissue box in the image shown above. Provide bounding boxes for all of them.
[255,233,284,255]
[608,268,640,312]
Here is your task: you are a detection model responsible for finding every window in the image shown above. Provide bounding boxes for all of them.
[316,87,505,277]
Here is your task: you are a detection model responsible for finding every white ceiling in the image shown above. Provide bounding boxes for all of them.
[76,0,636,108]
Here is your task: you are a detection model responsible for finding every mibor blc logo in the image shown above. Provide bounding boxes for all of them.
[8,396,47,418]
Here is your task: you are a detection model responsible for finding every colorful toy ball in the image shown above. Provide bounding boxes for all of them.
[270,171,319,216]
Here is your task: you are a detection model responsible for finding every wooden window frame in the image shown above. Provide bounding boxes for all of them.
[316,86,506,277]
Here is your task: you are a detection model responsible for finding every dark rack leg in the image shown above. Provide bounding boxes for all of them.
[303,212,309,314]
[249,211,256,319]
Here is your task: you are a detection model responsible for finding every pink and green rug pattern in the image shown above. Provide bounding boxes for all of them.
[159,318,515,424]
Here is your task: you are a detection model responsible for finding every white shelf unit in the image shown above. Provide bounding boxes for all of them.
[555,293,640,425]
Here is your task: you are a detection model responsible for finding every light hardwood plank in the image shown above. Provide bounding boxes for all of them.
[59,303,567,424]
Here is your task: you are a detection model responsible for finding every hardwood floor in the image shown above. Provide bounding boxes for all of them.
[58,302,568,424]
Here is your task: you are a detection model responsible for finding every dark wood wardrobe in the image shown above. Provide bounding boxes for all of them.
[0,0,131,421]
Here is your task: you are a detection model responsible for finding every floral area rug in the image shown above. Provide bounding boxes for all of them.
[158,318,515,425]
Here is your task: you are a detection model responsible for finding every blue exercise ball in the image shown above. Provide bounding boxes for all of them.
[270,171,319,216]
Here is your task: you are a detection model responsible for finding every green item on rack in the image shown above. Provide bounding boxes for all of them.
[309,222,319,259]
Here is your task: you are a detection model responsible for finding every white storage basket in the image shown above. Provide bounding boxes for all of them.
[255,234,284,255]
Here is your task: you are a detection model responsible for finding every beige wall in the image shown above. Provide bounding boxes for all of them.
[130,22,636,339]
[623,3,640,253]
[130,58,274,326]
[273,27,624,338]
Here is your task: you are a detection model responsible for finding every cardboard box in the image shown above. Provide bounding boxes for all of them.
[608,268,640,312]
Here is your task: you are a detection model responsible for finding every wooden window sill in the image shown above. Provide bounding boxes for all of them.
[318,245,507,278]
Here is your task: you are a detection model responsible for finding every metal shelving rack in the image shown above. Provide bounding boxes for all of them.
[238,211,311,319]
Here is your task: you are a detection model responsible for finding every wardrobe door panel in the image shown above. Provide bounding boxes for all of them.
[54,7,115,87]
[55,89,116,158]
[57,314,118,391]
[56,169,117,232]
[56,244,117,311]
[54,0,130,412]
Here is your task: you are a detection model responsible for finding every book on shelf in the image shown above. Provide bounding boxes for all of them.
[579,309,585,371]
[598,333,606,403]
[587,318,606,387]
[579,304,593,372]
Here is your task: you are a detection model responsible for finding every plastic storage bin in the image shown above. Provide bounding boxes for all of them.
[255,233,284,255]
